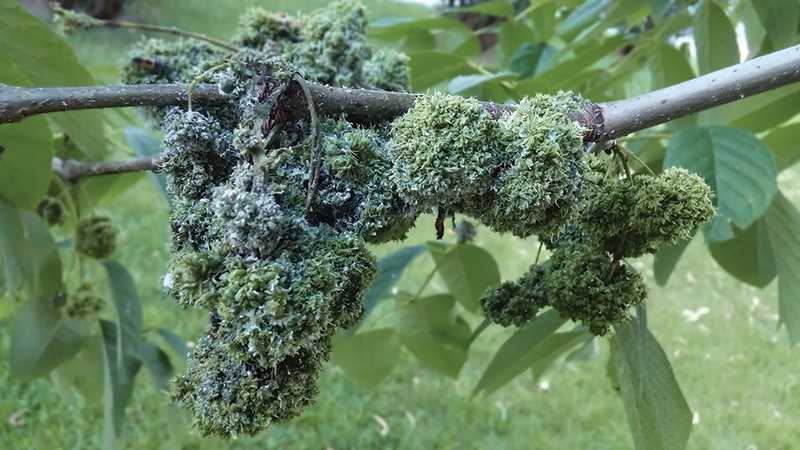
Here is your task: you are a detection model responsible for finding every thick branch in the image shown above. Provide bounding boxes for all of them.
[597,44,800,140]
[0,84,230,124]
[52,155,161,183]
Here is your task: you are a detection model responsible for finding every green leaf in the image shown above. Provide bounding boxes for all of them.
[428,242,501,312]
[368,17,471,41]
[156,328,190,360]
[408,51,478,92]
[529,1,557,41]
[649,0,673,20]
[566,336,599,362]
[103,260,144,381]
[0,0,105,160]
[473,309,567,397]
[709,218,776,288]
[609,310,692,450]
[764,192,800,345]
[52,334,104,404]
[448,72,518,94]
[499,21,535,58]
[10,296,89,380]
[452,1,515,17]
[763,123,800,171]
[351,244,428,335]
[663,126,778,242]
[530,330,592,382]
[139,341,174,391]
[402,29,436,54]
[333,329,401,388]
[0,198,31,293]
[22,212,64,297]
[124,127,171,207]
[79,172,145,211]
[648,42,695,90]
[751,0,799,50]
[557,0,611,35]
[693,0,739,75]
[535,35,628,91]
[729,88,800,134]
[395,294,471,378]
[508,42,556,80]
[100,320,142,446]
[653,237,692,287]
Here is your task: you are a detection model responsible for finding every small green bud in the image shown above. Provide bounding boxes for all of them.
[63,282,105,319]
[36,196,66,227]
[75,215,117,259]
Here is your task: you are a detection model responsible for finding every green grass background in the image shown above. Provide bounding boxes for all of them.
[2,0,800,448]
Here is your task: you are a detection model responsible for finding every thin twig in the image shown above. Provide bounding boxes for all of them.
[188,62,230,111]
[294,74,322,211]
[52,155,162,183]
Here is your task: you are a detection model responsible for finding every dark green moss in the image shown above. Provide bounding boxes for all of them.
[63,282,105,318]
[36,196,66,227]
[75,215,117,259]
[480,265,548,327]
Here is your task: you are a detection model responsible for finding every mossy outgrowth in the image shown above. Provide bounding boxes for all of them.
[113,0,716,437]
[36,196,66,227]
[75,215,117,259]
[63,282,105,318]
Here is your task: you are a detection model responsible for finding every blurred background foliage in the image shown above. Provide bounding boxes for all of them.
[1,0,800,448]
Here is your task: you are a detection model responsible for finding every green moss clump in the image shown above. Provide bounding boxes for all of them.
[284,1,372,87]
[362,47,411,92]
[390,92,502,212]
[546,240,647,336]
[477,93,586,239]
[581,167,715,258]
[231,7,299,50]
[120,38,227,86]
[63,283,105,318]
[480,265,548,327]
[36,196,66,227]
[75,215,117,259]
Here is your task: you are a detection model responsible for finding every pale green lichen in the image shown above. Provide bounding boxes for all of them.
[75,215,117,259]
[230,7,299,50]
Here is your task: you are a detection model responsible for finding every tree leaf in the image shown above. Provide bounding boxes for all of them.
[368,17,470,41]
[764,192,800,345]
[333,329,401,388]
[395,294,471,378]
[103,260,143,380]
[0,0,105,160]
[648,42,695,90]
[156,328,190,360]
[566,336,599,362]
[349,244,428,335]
[408,51,478,91]
[402,29,436,54]
[762,123,800,171]
[124,127,171,207]
[663,126,778,242]
[751,0,799,50]
[609,310,692,450]
[499,20,535,58]
[0,197,31,293]
[693,0,739,75]
[139,341,174,391]
[10,296,89,380]
[428,242,501,312]
[653,236,693,287]
[473,309,567,397]
[448,72,518,94]
[100,320,142,446]
[79,172,145,211]
[0,54,53,210]
[709,218,776,288]
[729,88,800,134]
[529,1,557,41]
[508,42,556,80]
[530,330,592,382]
[22,212,64,297]
[452,1,515,17]
[52,334,104,404]
[557,0,612,35]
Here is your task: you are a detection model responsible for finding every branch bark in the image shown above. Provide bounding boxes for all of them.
[52,155,162,183]
[2,45,798,181]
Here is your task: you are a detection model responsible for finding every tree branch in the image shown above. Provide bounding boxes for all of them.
[52,155,162,183]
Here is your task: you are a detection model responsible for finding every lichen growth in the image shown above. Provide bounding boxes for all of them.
[75,215,117,259]
[63,282,105,318]
[230,7,299,51]
[480,265,548,327]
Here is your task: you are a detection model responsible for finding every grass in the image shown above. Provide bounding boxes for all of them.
[2,0,800,448]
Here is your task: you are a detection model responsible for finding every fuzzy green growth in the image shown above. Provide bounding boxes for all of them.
[480,265,548,327]
[120,38,227,86]
[362,47,411,92]
[36,196,66,227]
[479,93,586,238]
[581,167,715,258]
[63,282,105,318]
[75,216,117,259]
[454,220,477,244]
[231,7,299,50]
[51,3,93,36]
[390,92,502,211]
[546,240,647,336]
